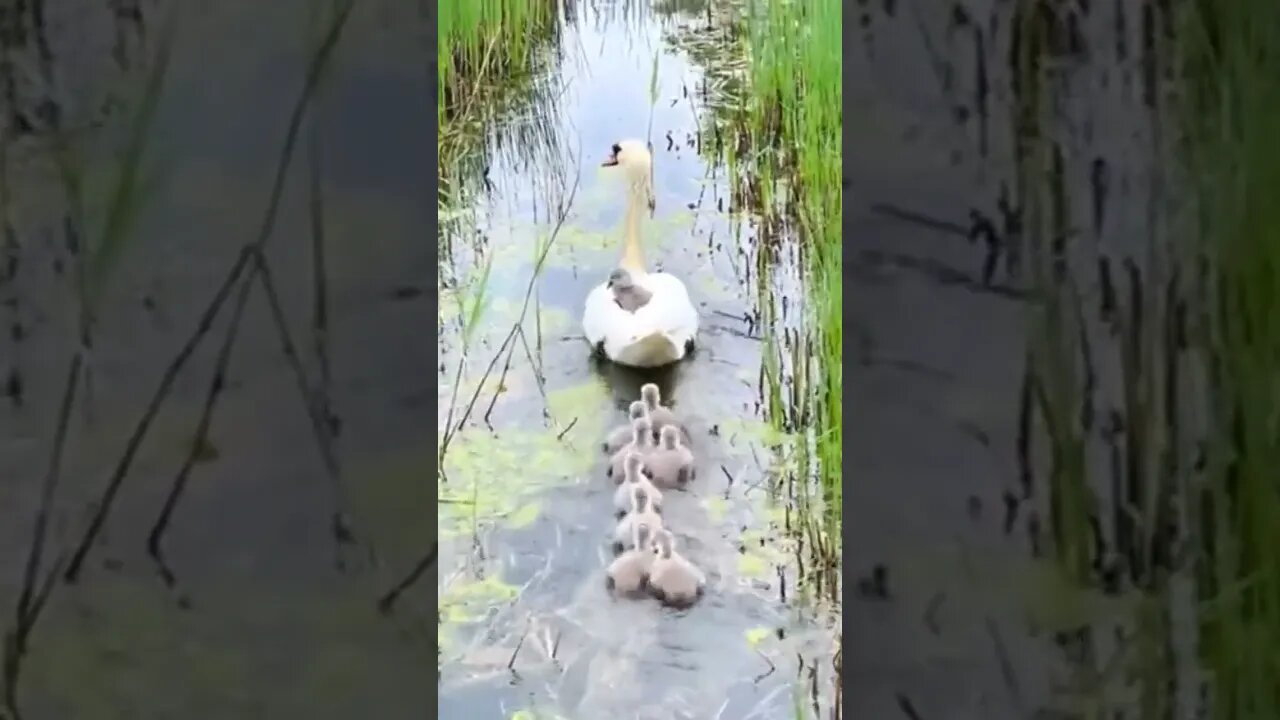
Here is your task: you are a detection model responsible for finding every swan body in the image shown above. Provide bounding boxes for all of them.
[583,140,700,368]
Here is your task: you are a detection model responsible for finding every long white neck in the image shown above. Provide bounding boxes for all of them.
[620,182,645,274]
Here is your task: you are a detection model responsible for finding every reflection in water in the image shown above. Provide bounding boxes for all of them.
[0,1,429,717]
[853,1,1280,718]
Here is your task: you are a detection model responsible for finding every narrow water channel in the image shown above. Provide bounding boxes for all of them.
[437,2,838,718]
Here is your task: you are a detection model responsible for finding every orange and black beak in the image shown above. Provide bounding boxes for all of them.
[601,143,621,167]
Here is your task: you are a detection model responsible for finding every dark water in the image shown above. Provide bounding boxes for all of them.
[437,2,836,719]
[0,2,430,717]
[850,2,1209,718]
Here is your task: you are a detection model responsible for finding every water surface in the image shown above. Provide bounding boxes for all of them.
[0,2,430,717]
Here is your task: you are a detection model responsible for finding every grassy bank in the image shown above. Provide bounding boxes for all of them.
[725,0,843,602]
[1179,1,1280,716]
[437,0,561,199]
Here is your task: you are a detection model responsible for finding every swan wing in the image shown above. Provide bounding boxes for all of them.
[636,272,699,344]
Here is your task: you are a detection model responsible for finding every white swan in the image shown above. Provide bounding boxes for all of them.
[582,139,699,368]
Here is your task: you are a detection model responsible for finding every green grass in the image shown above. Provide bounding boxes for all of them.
[732,0,842,602]
[437,0,561,198]
[437,0,554,120]
[1006,0,1280,714]
[1179,1,1280,716]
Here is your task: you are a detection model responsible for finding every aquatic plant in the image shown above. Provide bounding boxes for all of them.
[437,0,563,197]
[999,0,1280,714]
[721,0,843,602]
[4,3,360,715]
[1178,0,1280,715]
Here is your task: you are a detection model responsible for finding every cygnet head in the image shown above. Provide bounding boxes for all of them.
[602,139,654,209]
[633,521,653,549]
[626,399,648,421]
[608,268,636,290]
[623,451,645,482]
[640,382,661,409]
[659,425,681,450]
[631,416,653,445]
[630,485,650,513]
[651,528,675,559]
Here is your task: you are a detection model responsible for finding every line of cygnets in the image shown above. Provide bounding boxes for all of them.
[602,383,707,608]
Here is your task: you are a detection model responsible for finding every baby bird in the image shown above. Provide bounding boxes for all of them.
[606,521,656,595]
[640,383,690,446]
[608,268,653,313]
[644,425,696,489]
[603,400,649,455]
[647,528,706,608]
[613,451,663,518]
[606,416,654,483]
[613,486,663,555]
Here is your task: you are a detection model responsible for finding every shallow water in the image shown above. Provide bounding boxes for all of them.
[850,1,1211,718]
[437,2,837,719]
[0,2,430,717]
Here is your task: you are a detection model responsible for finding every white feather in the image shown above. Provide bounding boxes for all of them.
[583,270,699,368]
[582,139,700,368]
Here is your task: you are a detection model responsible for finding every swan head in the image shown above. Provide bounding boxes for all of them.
[602,139,655,212]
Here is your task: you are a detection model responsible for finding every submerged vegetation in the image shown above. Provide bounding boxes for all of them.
[988,0,1280,715]
[709,0,843,602]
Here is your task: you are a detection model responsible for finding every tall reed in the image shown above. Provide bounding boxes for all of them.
[1178,1,1280,715]
[734,0,842,599]
[437,0,559,189]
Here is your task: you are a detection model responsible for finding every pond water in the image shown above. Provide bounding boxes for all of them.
[437,2,838,719]
[850,1,1215,718]
[0,1,430,717]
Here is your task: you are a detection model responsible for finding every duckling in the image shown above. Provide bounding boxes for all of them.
[647,528,706,607]
[606,416,655,483]
[603,400,649,455]
[613,451,663,518]
[613,486,663,554]
[643,425,696,489]
[608,268,653,313]
[605,520,656,594]
[640,383,690,445]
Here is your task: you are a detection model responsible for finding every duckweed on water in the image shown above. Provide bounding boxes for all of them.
[25,577,419,718]
[745,626,772,649]
[439,380,607,537]
[439,576,521,625]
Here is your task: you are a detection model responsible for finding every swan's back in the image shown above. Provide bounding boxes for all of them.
[583,270,698,367]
